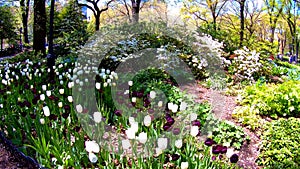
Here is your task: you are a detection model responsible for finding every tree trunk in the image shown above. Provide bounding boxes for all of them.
[270,27,275,43]
[95,14,100,31]
[33,0,46,56]
[213,15,217,31]
[0,38,3,51]
[132,0,141,23]
[239,0,245,47]
[20,0,30,44]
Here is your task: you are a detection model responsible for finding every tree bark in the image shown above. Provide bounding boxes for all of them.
[20,0,30,44]
[33,0,46,56]
[131,0,141,23]
[95,14,100,31]
[239,0,245,47]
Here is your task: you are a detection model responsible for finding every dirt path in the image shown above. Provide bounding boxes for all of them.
[181,83,262,169]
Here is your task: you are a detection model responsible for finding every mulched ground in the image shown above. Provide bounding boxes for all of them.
[0,132,41,169]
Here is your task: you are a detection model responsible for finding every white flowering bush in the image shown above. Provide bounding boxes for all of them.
[229,47,263,81]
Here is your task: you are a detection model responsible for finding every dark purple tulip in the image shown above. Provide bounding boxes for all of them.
[219,154,223,160]
[148,108,154,114]
[172,128,180,135]
[24,84,29,89]
[30,113,36,119]
[132,91,138,97]
[204,138,214,146]
[221,146,227,154]
[23,101,31,108]
[166,117,175,125]
[144,99,151,107]
[115,110,122,116]
[137,91,144,98]
[62,112,69,119]
[230,154,239,163]
[20,111,26,117]
[64,105,70,111]
[49,114,58,120]
[31,88,37,94]
[163,124,171,131]
[49,95,55,100]
[212,156,216,161]
[212,145,223,154]
[171,154,180,161]
[192,120,201,127]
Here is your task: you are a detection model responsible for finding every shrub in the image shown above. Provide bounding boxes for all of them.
[237,81,300,119]
[228,47,265,82]
[257,117,300,168]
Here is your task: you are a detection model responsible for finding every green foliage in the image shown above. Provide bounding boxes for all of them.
[197,23,239,53]
[203,115,249,150]
[53,0,90,57]
[237,81,300,119]
[248,40,278,59]
[232,105,265,131]
[0,6,17,46]
[257,117,300,168]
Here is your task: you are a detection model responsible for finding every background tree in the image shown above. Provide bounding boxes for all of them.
[54,0,89,56]
[33,0,46,55]
[264,0,286,43]
[182,0,228,31]
[0,6,16,51]
[77,0,114,31]
[20,0,30,44]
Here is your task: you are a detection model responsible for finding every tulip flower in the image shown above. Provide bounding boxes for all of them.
[180,162,188,169]
[43,106,50,117]
[175,139,183,149]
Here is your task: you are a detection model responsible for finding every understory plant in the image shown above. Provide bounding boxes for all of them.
[257,117,300,168]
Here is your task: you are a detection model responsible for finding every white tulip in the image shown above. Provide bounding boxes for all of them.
[42,85,47,91]
[40,118,45,124]
[46,90,51,97]
[58,102,63,108]
[59,89,64,95]
[88,152,98,163]
[85,140,100,153]
[190,126,199,137]
[143,115,151,127]
[158,101,163,107]
[150,91,156,99]
[76,104,83,113]
[180,102,188,111]
[157,138,168,150]
[43,106,50,117]
[122,139,131,150]
[95,82,101,90]
[93,112,102,123]
[67,96,73,103]
[181,162,189,169]
[128,81,133,86]
[175,139,183,149]
[190,113,197,121]
[125,128,136,139]
[40,94,45,101]
[131,97,137,103]
[137,132,147,144]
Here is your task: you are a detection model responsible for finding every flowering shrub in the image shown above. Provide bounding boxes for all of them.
[228,47,263,82]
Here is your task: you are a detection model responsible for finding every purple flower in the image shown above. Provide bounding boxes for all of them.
[221,146,227,154]
[218,154,223,160]
[171,154,180,161]
[212,145,223,154]
[204,138,215,146]
[166,117,175,125]
[192,120,201,127]
[172,128,180,135]
[163,124,172,131]
[148,108,154,114]
[115,110,122,116]
[230,154,239,163]
[212,156,216,161]
[137,91,144,98]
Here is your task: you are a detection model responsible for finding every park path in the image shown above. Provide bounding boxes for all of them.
[181,83,262,169]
